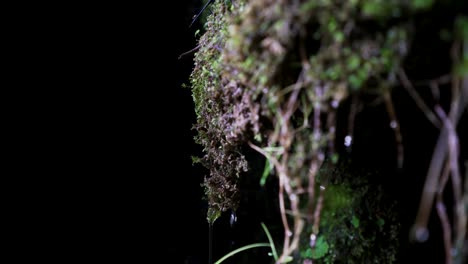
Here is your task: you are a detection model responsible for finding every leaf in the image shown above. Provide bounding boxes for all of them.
[411,0,434,10]
[260,159,273,186]
[347,55,361,71]
[191,155,202,164]
[312,236,329,259]
[214,243,270,264]
[351,215,360,228]
[261,222,278,261]
[207,207,221,224]
[377,218,385,229]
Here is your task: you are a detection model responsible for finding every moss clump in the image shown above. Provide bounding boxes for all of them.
[189,0,466,263]
[191,1,249,224]
[192,0,414,227]
[300,164,400,263]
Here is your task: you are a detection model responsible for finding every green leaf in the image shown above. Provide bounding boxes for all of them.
[312,236,329,259]
[377,218,385,228]
[455,16,468,39]
[347,55,361,71]
[301,248,313,258]
[348,74,362,90]
[411,0,434,10]
[362,2,384,17]
[454,58,468,77]
[334,31,345,42]
[331,153,339,164]
[214,243,270,264]
[191,155,202,165]
[207,207,221,224]
[261,222,278,261]
[328,18,337,32]
[351,215,360,228]
[260,159,273,186]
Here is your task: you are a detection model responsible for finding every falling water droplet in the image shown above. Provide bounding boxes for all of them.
[290,194,297,201]
[414,227,429,242]
[390,120,397,129]
[310,234,317,247]
[318,152,325,161]
[451,248,458,257]
[344,135,353,147]
[230,211,237,227]
[331,100,339,109]
[287,230,293,237]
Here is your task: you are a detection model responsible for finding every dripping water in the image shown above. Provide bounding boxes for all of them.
[209,223,213,264]
[230,211,237,227]
[344,135,353,152]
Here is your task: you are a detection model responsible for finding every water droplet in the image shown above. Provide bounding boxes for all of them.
[318,152,325,161]
[331,100,339,109]
[287,230,293,237]
[230,211,237,227]
[310,234,317,247]
[414,227,429,242]
[290,194,297,201]
[314,132,321,140]
[320,185,325,190]
[390,120,397,129]
[344,135,353,147]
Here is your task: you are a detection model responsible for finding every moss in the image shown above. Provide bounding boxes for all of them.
[191,1,248,224]
[299,164,400,263]
[190,0,451,261]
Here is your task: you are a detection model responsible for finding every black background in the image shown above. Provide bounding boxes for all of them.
[74,1,211,262]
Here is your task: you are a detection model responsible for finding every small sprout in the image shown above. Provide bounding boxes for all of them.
[455,16,468,39]
[348,74,362,90]
[411,0,434,10]
[334,31,345,42]
[207,207,221,225]
[328,18,337,32]
[191,155,202,164]
[351,215,360,228]
[347,55,361,71]
[331,153,339,164]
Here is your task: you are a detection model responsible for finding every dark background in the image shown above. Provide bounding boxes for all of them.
[79,1,212,262]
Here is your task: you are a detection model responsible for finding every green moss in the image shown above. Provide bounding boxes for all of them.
[299,164,401,263]
[190,0,441,261]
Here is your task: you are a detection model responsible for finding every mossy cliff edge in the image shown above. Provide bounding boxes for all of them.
[190,0,467,263]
